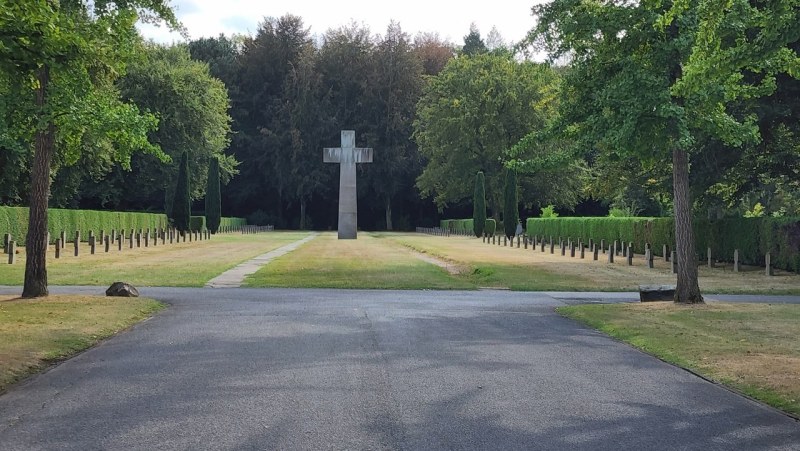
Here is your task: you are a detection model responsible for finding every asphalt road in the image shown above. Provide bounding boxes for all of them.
[1,287,799,450]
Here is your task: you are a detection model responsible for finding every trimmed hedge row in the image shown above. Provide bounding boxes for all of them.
[220,217,247,229]
[526,217,800,272]
[440,218,498,236]
[0,206,168,244]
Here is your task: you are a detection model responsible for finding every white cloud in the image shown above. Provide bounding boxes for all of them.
[138,0,541,45]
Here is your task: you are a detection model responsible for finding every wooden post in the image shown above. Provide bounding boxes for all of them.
[523,236,528,249]
[118,232,123,251]
[55,238,61,259]
[671,251,678,274]
[540,239,545,252]
[7,241,15,264]
[613,240,618,257]
[593,246,599,261]
[560,241,566,256]
[627,245,633,266]
[74,232,80,257]
[2,233,9,254]
[550,237,555,254]
[570,242,576,258]
[766,252,773,276]
[145,231,150,247]
[663,244,670,262]
[607,245,614,263]
[129,232,134,249]
[90,236,96,255]
[645,249,653,268]
[600,239,606,253]
[580,244,585,259]
[734,249,740,273]
[136,232,141,248]
[707,247,714,268]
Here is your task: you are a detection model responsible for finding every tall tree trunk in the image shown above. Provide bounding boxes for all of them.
[385,197,393,231]
[672,147,703,304]
[300,199,307,230]
[23,66,55,298]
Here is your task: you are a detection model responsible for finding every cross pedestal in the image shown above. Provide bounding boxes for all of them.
[324,130,373,239]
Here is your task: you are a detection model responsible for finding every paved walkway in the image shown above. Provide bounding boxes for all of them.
[204,233,318,288]
[1,287,799,450]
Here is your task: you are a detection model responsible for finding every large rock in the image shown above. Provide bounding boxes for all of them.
[638,284,675,302]
[106,282,139,297]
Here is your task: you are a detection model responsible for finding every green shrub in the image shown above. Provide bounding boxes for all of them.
[485,219,497,236]
[189,216,206,232]
[540,205,559,218]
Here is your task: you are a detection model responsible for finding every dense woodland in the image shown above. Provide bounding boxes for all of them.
[1,0,798,299]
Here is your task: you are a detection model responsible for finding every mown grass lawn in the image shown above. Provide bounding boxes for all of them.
[559,302,800,417]
[245,232,475,290]
[0,295,164,392]
[0,231,311,287]
[386,233,800,294]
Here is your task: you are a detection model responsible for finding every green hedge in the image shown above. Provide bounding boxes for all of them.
[189,216,206,232]
[0,206,168,244]
[485,219,497,236]
[219,217,246,230]
[441,218,498,236]
[526,217,800,272]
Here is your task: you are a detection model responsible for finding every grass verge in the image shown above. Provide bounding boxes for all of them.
[386,233,800,293]
[0,294,164,392]
[0,232,310,287]
[245,232,474,289]
[558,302,800,417]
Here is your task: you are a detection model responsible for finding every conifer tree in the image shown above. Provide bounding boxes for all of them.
[172,152,191,233]
[473,171,486,237]
[205,158,221,233]
[503,168,518,239]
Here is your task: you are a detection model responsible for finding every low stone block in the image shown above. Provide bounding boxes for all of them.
[106,282,139,298]
[638,284,676,302]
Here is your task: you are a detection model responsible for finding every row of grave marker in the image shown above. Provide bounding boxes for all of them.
[417,227,777,277]
[1,224,276,264]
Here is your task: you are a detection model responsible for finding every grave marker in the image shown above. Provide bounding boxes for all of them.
[324,130,373,239]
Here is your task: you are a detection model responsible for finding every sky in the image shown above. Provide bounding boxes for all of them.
[137,0,542,46]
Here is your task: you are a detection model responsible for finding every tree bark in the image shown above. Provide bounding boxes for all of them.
[385,197,393,231]
[23,66,55,298]
[672,147,703,304]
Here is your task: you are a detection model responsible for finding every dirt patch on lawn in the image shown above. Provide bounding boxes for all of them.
[413,252,465,275]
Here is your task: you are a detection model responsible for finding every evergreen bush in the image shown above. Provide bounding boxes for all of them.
[503,169,518,239]
[473,172,486,237]
[171,152,191,232]
[205,157,221,234]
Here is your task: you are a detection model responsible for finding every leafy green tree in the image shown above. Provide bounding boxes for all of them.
[528,0,706,303]
[415,54,559,220]
[473,171,486,237]
[117,44,235,212]
[205,157,221,233]
[362,22,425,230]
[503,168,518,239]
[172,152,190,233]
[0,0,179,297]
[413,33,455,76]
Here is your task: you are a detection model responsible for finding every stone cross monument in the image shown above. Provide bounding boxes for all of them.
[323,130,373,239]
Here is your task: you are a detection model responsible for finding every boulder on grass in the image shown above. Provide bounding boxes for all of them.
[638,284,676,302]
[106,282,139,297]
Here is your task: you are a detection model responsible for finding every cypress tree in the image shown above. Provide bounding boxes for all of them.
[172,151,191,233]
[503,168,518,239]
[205,157,221,234]
[473,171,486,237]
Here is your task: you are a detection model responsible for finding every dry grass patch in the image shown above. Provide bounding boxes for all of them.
[559,302,800,416]
[0,294,163,392]
[387,233,800,293]
[0,232,311,287]
[245,232,474,289]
